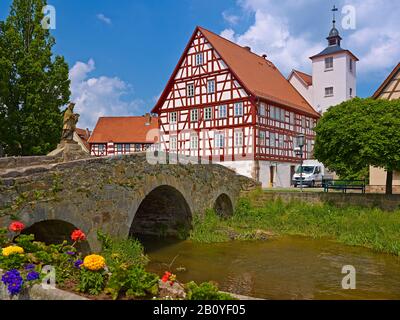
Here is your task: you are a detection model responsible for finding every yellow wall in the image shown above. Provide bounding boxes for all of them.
[370,166,400,186]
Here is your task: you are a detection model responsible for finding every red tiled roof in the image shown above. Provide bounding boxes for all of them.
[290,69,313,87]
[75,128,91,149]
[88,116,158,144]
[153,26,319,118]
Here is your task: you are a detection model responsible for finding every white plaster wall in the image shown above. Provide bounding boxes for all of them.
[218,160,254,180]
[289,75,313,107]
[259,161,293,188]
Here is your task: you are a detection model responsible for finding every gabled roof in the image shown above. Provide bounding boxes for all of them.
[75,128,91,150]
[372,62,400,99]
[288,69,313,87]
[88,116,158,144]
[153,26,319,118]
[310,45,359,61]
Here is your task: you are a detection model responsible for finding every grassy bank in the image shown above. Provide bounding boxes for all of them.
[189,193,400,256]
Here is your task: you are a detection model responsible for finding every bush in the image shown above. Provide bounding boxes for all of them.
[77,268,107,295]
[185,281,234,300]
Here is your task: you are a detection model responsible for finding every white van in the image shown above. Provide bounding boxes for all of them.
[292,160,325,187]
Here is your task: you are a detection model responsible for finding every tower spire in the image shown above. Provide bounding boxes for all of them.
[327,5,342,47]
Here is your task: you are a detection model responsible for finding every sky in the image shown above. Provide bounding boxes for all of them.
[0,0,399,130]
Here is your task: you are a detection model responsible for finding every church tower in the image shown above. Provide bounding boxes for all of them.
[288,6,359,114]
[309,5,358,113]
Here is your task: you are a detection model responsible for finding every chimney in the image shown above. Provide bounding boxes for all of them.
[262,54,267,59]
[243,46,251,52]
[145,113,151,126]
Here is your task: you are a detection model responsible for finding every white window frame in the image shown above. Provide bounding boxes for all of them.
[190,109,198,122]
[258,103,266,116]
[190,135,198,150]
[170,136,177,151]
[187,83,195,97]
[214,133,225,148]
[195,53,203,66]
[278,135,284,148]
[207,80,215,94]
[325,87,334,97]
[325,57,333,70]
[234,131,243,147]
[218,105,227,119]
[234,102,243,117]
[170,111,177,123]
[204,107,213,120]
[270,132,276,148]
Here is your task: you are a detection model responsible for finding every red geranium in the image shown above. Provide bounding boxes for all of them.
[9,221,25,232]
[71,229,86,242]
[161,271,172,283]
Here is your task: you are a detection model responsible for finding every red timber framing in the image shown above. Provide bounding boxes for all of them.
[152,27,319,164]
[90,143,152,157]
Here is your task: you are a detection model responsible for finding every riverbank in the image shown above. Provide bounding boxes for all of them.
[189,191,400,256]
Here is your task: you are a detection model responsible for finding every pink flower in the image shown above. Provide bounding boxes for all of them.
[9,221,25,232]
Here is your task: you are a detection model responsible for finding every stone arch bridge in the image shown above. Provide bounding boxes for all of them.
[0,153,257,250]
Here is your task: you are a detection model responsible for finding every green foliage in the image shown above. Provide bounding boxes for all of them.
[106,266,159,300]
[0,0,70,156]
[190,209,231,243]
[78,268,107,295]
[191,194,400,256]
[185,281,234,300]
[0,228,7,247]
[0,251,27,269]
[314,98,400,190]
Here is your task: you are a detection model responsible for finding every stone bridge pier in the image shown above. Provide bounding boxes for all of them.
[0,153,258,251]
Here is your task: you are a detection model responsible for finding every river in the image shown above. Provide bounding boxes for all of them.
[142,236,400,300]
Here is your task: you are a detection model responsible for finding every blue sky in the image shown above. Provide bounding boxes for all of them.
[1,0,399,129]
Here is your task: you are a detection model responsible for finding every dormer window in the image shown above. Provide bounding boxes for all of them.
[325,57,333,70]
[195,53,203,66]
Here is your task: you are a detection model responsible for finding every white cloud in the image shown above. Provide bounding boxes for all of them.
[222,11,240,25]
[69,59,144,130]
[222,0,400,77]
[96,13,112,25]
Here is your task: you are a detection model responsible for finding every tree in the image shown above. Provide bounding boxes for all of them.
[0,0,70,156]
[314,98,400,195]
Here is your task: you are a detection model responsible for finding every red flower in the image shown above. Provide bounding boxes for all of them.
[161,271,172,283]
[71,229,86,242]
[9,221,25,232]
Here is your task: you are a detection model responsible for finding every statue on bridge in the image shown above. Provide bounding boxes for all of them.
[61,103,80,142]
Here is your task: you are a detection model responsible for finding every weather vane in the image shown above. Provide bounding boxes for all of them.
[332,5,338,26]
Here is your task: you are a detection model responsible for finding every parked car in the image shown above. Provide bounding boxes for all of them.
[292,160,325,187]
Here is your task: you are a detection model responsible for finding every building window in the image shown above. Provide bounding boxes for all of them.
[278,135,284,148]
[215,133,225,148]
[116,144,123,153]
[187,83,195,97]
[98,144,105,153]
[234,102,243,116]
[170,136,177,151]
[325,87,334,97]
[289,112,295,125]
[207,80,215,94]
[218,105,227,119]
[270,132,276,148]
[259,131,265,146]
[258,103,266,116]
[349,59,353,72]
[170,111,177,123]
[235,131,243,147]
[195,53,203,66]
[204,107,213,120]
[190,135,198,150]
[135,144,142,152]
[350,88,353,98]
[124,144,131,153]
[270,106,275,120]
[190,109,198,122]
[325,57,333,70]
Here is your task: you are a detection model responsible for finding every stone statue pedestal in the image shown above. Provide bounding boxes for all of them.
[47,140,89,162]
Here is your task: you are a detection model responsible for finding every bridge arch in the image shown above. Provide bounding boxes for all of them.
[213,193,234,217]
[22,219,91,253]
[129,184,192,238]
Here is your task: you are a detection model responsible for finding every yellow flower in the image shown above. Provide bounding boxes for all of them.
[2,246,24,257]
[83,254,106,271]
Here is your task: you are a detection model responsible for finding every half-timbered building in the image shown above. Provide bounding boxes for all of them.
[152,26,320,187]
[88,114,158,157]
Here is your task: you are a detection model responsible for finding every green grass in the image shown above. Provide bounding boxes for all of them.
[190,194,400,256]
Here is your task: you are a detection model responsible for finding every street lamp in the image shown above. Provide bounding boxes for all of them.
[295,134,305,192]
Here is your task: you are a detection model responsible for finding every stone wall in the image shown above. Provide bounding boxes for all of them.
[0,156,60,170]
[0,153,257,250]
[254,191,400,211]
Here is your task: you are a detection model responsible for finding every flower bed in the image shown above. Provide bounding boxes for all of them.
[0,222,234,300]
